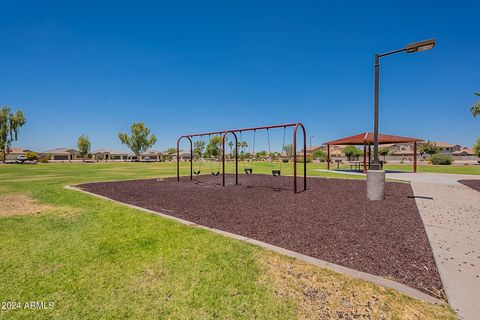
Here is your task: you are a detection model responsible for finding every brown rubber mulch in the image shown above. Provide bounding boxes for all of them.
[79,174,443,298]
[459,179,480,192]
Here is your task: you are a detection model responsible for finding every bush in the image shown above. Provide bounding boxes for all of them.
[431,154,453,165]
[38,154,50,163]
[296,155,312,163]
[25,151,38,161]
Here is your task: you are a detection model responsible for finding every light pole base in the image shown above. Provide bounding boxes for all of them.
[367,170,385,200]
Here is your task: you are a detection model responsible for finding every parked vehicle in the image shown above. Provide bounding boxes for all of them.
[16,155,27,163]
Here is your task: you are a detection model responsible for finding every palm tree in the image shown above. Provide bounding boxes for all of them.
[472,92,480,118]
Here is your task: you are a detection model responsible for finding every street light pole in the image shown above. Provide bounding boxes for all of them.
[370,39,436,171]
[310,135,314,149]
[372,54,380,169]
[368,38,436,199]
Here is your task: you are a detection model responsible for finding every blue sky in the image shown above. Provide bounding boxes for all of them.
[1,1,479,152]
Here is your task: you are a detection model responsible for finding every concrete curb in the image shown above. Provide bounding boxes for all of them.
[65,184,445,306]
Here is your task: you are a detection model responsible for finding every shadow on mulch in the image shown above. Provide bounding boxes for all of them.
[79,174,443,298]
[458,180,480,192]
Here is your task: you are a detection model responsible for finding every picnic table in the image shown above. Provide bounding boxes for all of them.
[349,161,383,172]
[349,161,363,171]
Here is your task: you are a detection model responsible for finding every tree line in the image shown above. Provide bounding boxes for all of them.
[2,94,480,163]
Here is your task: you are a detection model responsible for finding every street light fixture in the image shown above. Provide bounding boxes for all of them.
[371,38,436,170]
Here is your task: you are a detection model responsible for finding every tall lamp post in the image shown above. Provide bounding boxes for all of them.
[367,38,436,200]
[371,38,436,169]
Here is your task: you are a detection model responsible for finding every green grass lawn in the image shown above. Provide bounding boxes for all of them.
[384,163,480,175]
[0,162,455,319]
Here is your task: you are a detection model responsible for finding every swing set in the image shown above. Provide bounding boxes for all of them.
[176,122,307,194]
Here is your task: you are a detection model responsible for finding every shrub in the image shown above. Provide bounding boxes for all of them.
[297,155,312,163]
[431,154,453,165]
[38,154,50,163]
[25,151,38,161]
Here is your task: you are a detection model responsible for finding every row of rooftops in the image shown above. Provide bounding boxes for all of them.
[303,142,474,156]
[6,147,167,156]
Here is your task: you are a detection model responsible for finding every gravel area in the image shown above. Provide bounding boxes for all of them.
[458,179,480,192]
[79,174,443,297]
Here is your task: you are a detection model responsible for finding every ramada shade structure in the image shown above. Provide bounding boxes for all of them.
[324,132,423,173]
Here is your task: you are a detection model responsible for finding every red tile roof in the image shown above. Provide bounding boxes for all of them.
[325,132,422,145]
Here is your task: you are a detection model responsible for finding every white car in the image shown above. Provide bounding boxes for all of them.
[16,155,27,163]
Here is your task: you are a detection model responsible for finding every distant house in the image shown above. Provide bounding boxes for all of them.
[431,142,462,154]
[453,147,474,156]
[172,151,191,161]
[4,147,35,161]
[93,149,129,161]
[329,145,350,157]
[384,143,417,156]
[140,150,164,161]
[300,146,324,155]
[41,148,80,161]
[300,145,349,157]
[384,142,475,157]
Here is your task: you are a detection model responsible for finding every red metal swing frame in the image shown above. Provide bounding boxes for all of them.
[176,122,307,194]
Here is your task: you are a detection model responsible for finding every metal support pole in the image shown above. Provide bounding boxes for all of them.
[293,123,307,194]
[176,139,180,181]
[176,136,193,181]
[372,54,381,170]
[221,131,238,187]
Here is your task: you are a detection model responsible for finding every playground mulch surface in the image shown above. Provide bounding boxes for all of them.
[78,174,443,298]
[458,179,480,192]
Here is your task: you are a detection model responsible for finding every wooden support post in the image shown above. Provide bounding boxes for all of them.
[363,142,367,174]
[327,144,330,170]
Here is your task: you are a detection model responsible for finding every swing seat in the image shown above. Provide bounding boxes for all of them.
[193,170,201,175]
[211,171,220,176]
[244,168,252,174]
[272,170,281,176]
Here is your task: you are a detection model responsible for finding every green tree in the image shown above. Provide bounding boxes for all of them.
[379,147,390,162]
[471,92,480,118]
[419,141,441,155]
[255,150,267,159]
[283,144,293,157]
[166,147,177,155]
[312,149,326,161]
[118,122,157,156]
[0,106,26,163]
[77,135,91,162]
[25,151,38,161]
[193,140,205,158]
[205,135,222,158]
[344,146,361,161]
[473,138,480,158]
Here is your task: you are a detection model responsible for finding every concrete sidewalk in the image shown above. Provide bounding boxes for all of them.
[387,172,480,320]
